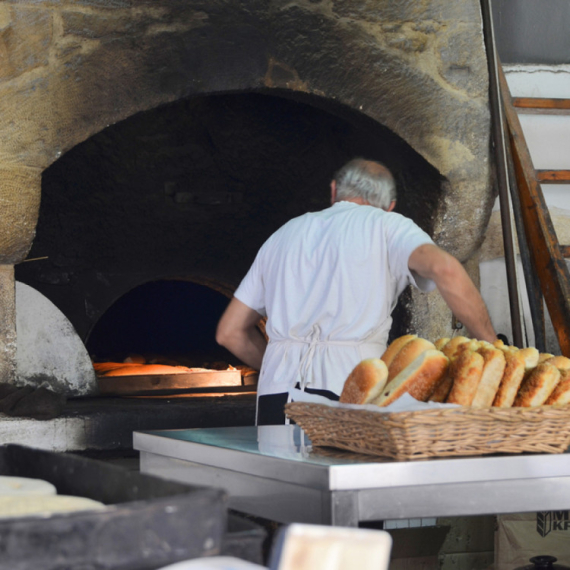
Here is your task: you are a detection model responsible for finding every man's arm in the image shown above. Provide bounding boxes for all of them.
[216,297,267,370]
[408,244,497,343]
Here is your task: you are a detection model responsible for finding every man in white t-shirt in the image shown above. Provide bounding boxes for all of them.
[216,159,497,424]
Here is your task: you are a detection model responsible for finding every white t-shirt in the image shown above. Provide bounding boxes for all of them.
[235,201,435,398]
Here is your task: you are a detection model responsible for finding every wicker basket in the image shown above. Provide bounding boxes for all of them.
[284,401,570,461]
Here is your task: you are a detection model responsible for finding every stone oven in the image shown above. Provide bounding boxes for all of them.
[0,0,493,396]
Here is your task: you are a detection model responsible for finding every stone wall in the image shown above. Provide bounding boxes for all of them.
[0,0,493,380]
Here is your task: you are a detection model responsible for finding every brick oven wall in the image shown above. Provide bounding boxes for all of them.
[0,0,493,383]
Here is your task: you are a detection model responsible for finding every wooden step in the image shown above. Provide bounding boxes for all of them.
[513,97,570,115]
[513,97,570,109]
[536,170,570,184]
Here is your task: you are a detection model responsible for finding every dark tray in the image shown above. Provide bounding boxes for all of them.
[222,513,267,565]
[0,444,228,570]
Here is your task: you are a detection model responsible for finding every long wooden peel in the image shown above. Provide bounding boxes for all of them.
[498,66,570,356]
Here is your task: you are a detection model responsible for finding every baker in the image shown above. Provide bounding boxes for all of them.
[216,158,497,425]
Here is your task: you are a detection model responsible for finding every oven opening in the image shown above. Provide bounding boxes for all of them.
[87,280,233,367]
[86,280,258,396]
[15,91,443,398]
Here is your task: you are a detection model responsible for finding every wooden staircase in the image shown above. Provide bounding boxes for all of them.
[498,70,570,356]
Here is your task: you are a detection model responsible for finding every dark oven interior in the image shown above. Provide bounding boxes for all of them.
[15,90,443,387]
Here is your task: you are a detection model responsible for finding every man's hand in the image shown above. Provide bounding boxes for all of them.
[216,298,267,370]
[408,244,497,343]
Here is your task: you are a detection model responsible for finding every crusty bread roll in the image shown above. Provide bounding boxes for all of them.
[428,373,453,403]
[494,343,519,357]
[434,337,450,351]
[471,346,506,408]
[492,351,527,408]
[514,362,561,407]
[374,349,449,407]
[446,350,485,406]
[380,335,417,368]
[387,337,435,382]
[518,347,540,369]
[544,355,570,371]
[455,339,481,355]
[538,352,555,364]
[545,370,570,405]
[441,336,471,360]
[339,358,389,405]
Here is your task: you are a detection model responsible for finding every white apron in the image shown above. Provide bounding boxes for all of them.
[235,201,435,403]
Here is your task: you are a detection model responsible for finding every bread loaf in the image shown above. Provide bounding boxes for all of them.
[544,355,570,371]
[387,337,435,382]
[374,349,449,407]
[538,353,555,364]
[545,370,570,405]
[380,335,417,368]
[339,358,389,405]
[441,336,472,360]
[434,337,450,351]
[513,362,561,407]
[428,373,453,403]
[492,351,527,408]
[446,350,485,406]
[518,347,540,369]
[471,346,506,408]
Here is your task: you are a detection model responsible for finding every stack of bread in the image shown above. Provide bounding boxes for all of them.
[339,334,570,408]
[0,475,105,519]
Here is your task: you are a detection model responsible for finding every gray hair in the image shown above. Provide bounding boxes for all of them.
[333,158,396,210]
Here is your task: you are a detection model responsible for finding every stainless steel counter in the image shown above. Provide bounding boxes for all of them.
[134,425,570,526]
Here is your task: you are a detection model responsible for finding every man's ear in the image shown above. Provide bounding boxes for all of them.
[330,181,337,205]
[387,200,396,212]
